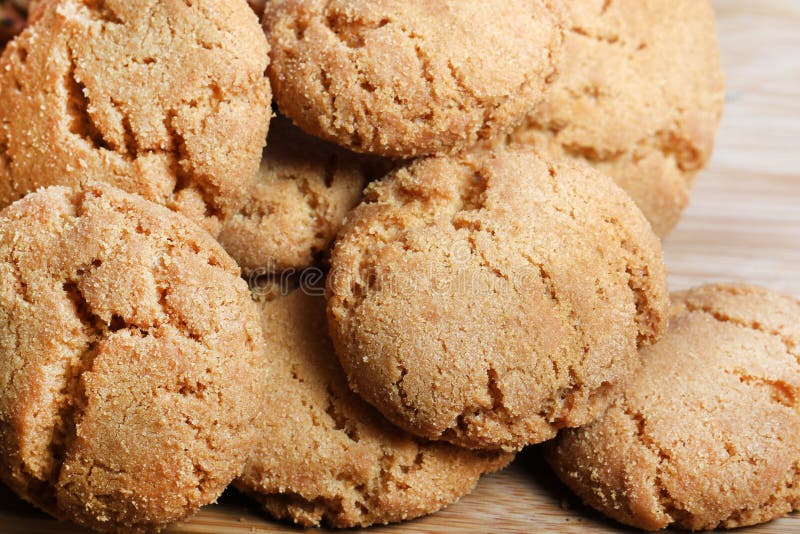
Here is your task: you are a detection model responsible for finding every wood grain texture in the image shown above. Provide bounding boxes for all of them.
[1,0,799,532]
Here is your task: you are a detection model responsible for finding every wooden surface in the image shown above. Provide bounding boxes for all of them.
[2,0,800,532]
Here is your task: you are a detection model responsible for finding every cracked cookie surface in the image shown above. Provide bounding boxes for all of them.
[218,116,392,276]
[326,147,669,451]
[263,0,564,158]
[0,0,272,236]
[507,0,724,237]
[546,284,800,531]
[0,184,268,532]
[235,287,512,528]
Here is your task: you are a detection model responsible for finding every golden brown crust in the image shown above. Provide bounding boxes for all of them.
[508,0,725,236]
[0,184,268,532]
[326,147,669,451]
[235,288,512,528]
[264,0,565,158]
[546,284,800,531]
[217,116,392,275]
[0,0,272,236]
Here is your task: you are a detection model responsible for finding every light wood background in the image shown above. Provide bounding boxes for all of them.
[2,0,799,532]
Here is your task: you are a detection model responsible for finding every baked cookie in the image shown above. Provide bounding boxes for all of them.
[326,147,669,451]
[546,284,800,531]
[0,184,268,532]
[0,0,26,49]
[508,0,724,236]
[217,116,391,275]
[0,0,272,236]
[263,0,565,158]
[235,286,513,528]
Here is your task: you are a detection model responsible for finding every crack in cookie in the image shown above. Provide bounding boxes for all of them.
[0,0,272,236]
[264,0,565,157]
[546,284,800,531]
[235,288,512,528]
[327,148,668,451]
[217,117,392,275]
[507,0,724,236]
[0,183,268,532]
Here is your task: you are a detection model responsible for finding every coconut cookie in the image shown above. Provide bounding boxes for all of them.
[235,287,512,528]
[263,0,564,158]
[326,148,669,451]
[0,0,272,236]
[508,0,724,236]
[546,284,800,531]
[218,117,391,275]
[0,184,268,532]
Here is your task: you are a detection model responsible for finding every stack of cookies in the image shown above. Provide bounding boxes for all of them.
[0,1,797,532]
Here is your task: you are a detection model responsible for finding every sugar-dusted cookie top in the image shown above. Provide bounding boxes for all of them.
[264,0,565,157]
[236,287,512,528]
[0,0,272,235]
[0,184,268,532]
[218,116,392,275]
[509,0,724,236]
[546,284,800,531]
[326,147,669,451]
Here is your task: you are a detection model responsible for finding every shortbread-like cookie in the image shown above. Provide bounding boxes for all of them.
[0,184,268,532]
[236,287,512,528]
[0,0,272,236]
[327,148,669,451]
[264,0,564,157]
[546,284,800,531]
[508,0,724,236]
[218,117,391,275]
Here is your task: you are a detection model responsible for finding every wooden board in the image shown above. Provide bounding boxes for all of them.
[2,0,799,532]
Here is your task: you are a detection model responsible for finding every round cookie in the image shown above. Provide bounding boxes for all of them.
[263,0,565,158]
[326,147,669,451]
[546,284,800,531]
[0,183,268,532]
[235,286,513,528]
[507,0,724,236]
[0,0,272,236]
[217,116,392,275]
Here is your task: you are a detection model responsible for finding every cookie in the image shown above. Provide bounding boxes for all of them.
[0,0,26,49]
[0,0,272,236]
[217,116,391,276]
[508,0,724,236]
[0,183,268,532]
[326,147,669,451]
[235,286,513,528]
[263,0,565,158]
[546,284,800,531]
